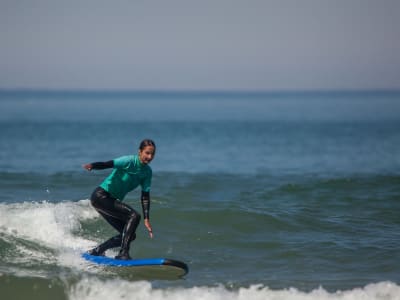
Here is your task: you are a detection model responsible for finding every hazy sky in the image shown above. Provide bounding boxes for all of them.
[1,0,399,91]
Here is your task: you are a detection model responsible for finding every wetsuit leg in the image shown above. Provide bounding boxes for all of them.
[87,234,122,256]
[89,187,141,258]
[98,210,137,244]
[98,210,125,233]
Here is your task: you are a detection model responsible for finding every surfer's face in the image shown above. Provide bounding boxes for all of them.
[139,145,155,164]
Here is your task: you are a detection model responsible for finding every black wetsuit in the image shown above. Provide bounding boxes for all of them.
[88,161,150,259]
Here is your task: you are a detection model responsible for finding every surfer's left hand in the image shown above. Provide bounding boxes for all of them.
[144,219,153,238]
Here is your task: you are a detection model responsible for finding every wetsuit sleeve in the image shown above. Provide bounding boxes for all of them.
[141,191,150,220]
[91,160,114,170]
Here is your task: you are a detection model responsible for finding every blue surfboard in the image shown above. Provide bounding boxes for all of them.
[82,252,188,276]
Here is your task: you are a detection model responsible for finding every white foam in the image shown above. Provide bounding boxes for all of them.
[0,199,97,249]
[69,279,400,300]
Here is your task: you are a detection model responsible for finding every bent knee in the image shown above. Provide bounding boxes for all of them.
[130,211,141,222]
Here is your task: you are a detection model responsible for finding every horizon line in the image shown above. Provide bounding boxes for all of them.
[1,87,400,96]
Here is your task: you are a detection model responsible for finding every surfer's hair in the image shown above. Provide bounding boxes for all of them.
[139,139,156,153]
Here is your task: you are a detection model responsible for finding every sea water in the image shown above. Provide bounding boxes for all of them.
[0,90,399,299]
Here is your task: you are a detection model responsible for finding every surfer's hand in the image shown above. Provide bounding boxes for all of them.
[82,163,92,171]
[144,219,153,238]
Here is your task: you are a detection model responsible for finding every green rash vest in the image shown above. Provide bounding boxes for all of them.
[99,155,152,200]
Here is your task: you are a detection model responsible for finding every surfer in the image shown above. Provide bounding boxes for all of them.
[82,139,155,260]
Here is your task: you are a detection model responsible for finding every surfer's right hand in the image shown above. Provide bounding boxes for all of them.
[82,163,93,171]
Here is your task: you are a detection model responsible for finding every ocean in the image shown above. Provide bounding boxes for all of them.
[0,90,399,299]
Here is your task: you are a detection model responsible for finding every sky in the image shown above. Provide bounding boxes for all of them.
[1,0,399,91]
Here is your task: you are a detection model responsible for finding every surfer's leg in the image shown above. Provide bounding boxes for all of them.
[87,234,122,256]
[99,210,125,233]
[113,200,141,260]
[89,187,140,259]
[88,212,137,256]
[87,187,125,255]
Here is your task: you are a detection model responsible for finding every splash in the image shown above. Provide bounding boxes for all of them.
[0,200,97,250]
[69,279,400,300]
[0,199,100,274]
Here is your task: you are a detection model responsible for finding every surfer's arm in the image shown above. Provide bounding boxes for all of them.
[82,160,114,171]
[141,191,150,219]
[141,191,153,238]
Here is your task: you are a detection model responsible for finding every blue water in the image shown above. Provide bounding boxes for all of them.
[0,90,400,299]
